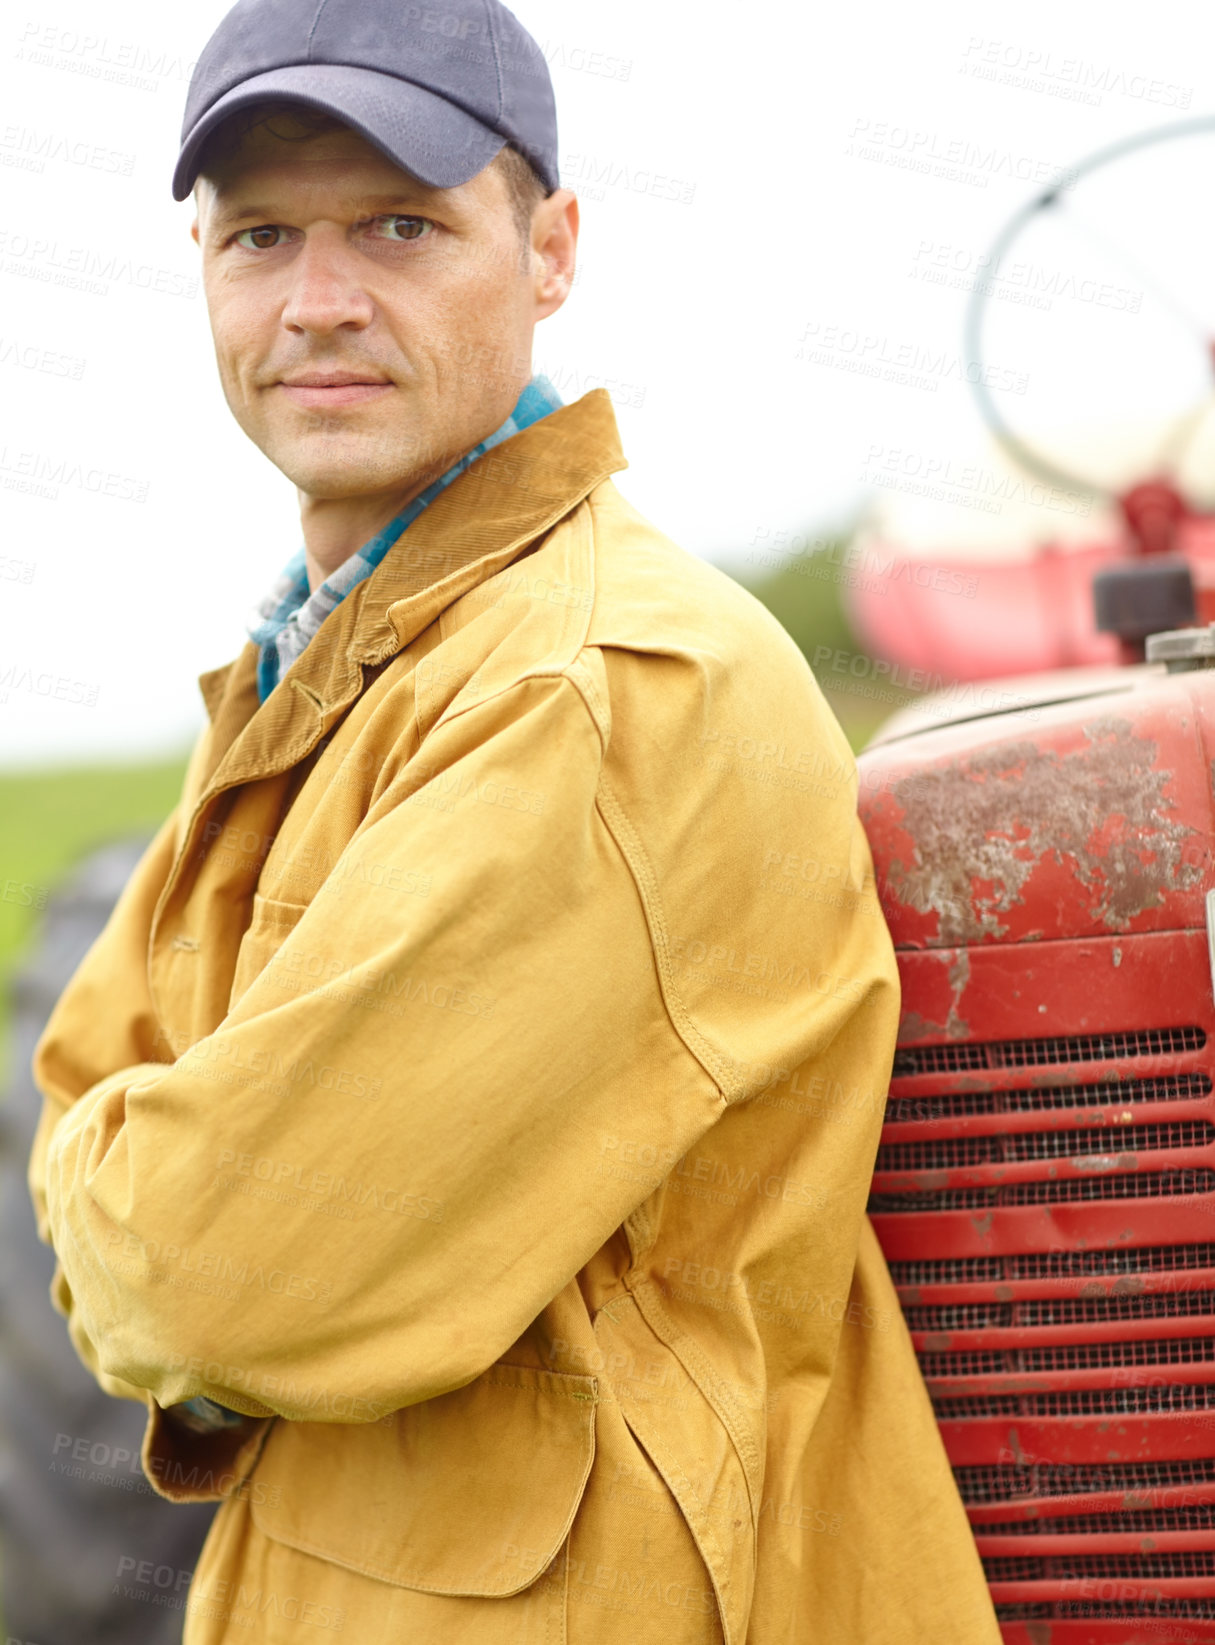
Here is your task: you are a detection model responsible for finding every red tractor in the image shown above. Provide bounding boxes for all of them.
[853,118,1215,1643]
[860,619,1215,1644]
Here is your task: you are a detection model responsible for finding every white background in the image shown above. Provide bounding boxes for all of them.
[1,0,1214,765]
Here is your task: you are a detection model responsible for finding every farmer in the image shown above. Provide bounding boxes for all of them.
[28,0,1000,1639]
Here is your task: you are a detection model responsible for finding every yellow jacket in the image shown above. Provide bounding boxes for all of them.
[29,390,999,1643]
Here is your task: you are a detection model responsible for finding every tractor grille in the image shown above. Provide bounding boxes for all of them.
[890,1239,1215,1288]
[877,1119,1215,1172]
[871,1167,1215,1211]
[934,1384,1215,1420]
[982,1504,1215,1535]
[892,1026,1205,1078]
[885,1071,1212,1124]
[998,1601,1215,1618]
[987,1551,1215,1579]
[904,1288,1215,1333]
[869,1009,1215,1630]
[920,1335,1215,1379]
[956,1455,1215,1505]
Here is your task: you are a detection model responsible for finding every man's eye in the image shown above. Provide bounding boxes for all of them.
[228,217,431,251]
[234,225,287,251]
[369,215,433,242]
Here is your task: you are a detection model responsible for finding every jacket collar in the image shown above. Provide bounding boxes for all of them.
[194,388,627,795]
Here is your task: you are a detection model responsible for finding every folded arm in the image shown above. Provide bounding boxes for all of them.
[35,673,727,1421]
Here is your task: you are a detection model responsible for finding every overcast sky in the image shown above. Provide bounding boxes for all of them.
[2,0,1215,766]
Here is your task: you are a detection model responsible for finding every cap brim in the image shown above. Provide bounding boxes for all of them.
[172,63,506,202]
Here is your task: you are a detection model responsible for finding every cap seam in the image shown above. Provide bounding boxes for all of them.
[305,0,329,59]
[480,0,505,125]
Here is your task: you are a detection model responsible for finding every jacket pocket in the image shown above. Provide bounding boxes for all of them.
[228,893,309,1012]
[593,1289,758,1645]
[248,1363,598,1594]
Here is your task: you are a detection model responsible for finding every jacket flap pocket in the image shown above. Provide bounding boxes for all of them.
[229,893,308,1011]
[249,1365,598,1594]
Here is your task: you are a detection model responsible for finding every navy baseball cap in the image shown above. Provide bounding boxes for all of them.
[172,0,558,202]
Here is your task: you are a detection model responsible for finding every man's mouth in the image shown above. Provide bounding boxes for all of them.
[276,373,393,410]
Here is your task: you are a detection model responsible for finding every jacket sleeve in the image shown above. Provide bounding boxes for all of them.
[28,801,187,1405]
[37,672,730,1422]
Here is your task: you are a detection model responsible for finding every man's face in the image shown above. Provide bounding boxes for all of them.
[191,121,568,505]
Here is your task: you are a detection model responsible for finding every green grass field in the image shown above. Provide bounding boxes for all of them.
[0,756,191,1077]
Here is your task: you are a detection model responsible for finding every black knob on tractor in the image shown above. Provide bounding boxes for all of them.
[1093,557,1196,663]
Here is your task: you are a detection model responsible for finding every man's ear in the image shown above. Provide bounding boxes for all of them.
[190,178,209,247]
[531,189,578,323]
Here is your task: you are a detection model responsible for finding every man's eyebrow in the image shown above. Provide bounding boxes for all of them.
[209,193,442,227]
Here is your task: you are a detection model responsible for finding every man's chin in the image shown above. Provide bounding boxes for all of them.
[267,442,438,504]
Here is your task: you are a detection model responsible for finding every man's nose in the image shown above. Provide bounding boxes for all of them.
[280,236,375,334]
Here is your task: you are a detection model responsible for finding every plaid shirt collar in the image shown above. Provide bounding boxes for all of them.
[246,373,564,704]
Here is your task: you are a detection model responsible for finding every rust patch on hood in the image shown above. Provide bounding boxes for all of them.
[1003,1428,1030,1466]
[894,951,972,1042]
[943,948,971,1040]
[910,1171,950,1191]
[897,1010,948,1044]
[1078,1275,1146,1299]
[883,716,1202,946]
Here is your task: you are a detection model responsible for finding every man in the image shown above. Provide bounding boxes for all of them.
[27,0,1002,1640]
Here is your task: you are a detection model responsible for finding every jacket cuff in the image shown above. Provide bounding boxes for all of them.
[141,1391,273,1503]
